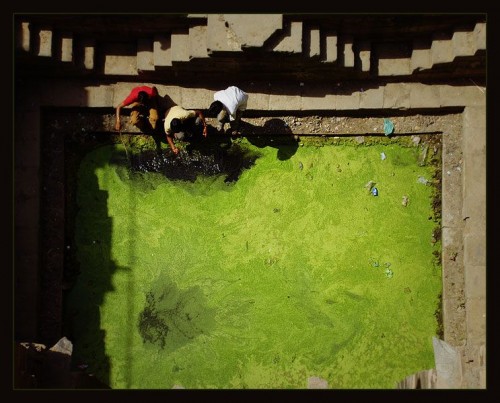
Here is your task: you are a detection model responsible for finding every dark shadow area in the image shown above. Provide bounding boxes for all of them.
[127,125,260,184]
[239,118,299,161]
[14,341,110,389]
[138,275,217,354]
[34,110,124,388]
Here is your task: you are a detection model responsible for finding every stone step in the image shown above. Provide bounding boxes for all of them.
[474,22,486,50]
[137,39,155,72]
[59,33,73,63]
[207,14,282,53]
[307,27,320,58]
[189,25,209,59]
[153,34,172,67]
[431,32,455,65]
[322,32,338,63]
[171,29,190,62]
[81,38,96,70]
[358,41,371,72]
[377,42,411,76]
[411,39,433,72]
[16,20,31,52]
[452,29,477,58]
[343,35,354,68]
[38,27,53,57]
[273,20,303,54]
[15,17,485,78]
[103,42,137,76]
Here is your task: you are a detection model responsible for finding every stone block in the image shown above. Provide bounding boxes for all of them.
[335,91,360,110]
[360,86,384,109]
[60,35,73,62]
[85,85,115,107]
[38,29,52,57]
[343,37,354,67]
[465,297,486,344]
[156,85,182,109]
[323,33,337,62]
[224,14,282,48]
[411,41,432,72]
[383,83,410,109]
[462,152,486,228]
[154,35,172,66]
[181,87,212,109]
[171,30,190,62]
[409,83,440,108]
[273,21,302,53]
[464,264,485,299]
[439,85,468,107]
[137,39,155,71]
[308,28,320,57]
[246,91,270,110]
[103,42,138,76]
[189,25,209,59]
[269,86,301,110]
[431,35,454,65]
[301,86,336,110]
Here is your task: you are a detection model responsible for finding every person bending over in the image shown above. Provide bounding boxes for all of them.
[208,86,248,135]
[163,105,207,155]
[115,85,161,133]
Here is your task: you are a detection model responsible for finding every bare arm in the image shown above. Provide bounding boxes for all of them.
[115,102,125,131]
[166,133,179,155]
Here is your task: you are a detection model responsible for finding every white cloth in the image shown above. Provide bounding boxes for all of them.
[213,86,248,121]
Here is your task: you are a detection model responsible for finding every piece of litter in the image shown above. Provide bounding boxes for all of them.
[383,118,394,136]
[384,268,394,278]
[402,195,409,207]
[381,152,386,160]
[365,180,376,192]
[417,176,429,185]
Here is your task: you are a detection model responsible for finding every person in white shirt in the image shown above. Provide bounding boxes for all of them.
[208,86,248,135]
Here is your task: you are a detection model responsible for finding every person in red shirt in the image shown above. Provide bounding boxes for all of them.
[115,85,161,134]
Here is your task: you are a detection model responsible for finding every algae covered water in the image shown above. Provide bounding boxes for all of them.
[66,138,441,389]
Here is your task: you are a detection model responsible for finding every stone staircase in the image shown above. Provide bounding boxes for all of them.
[15,14,486,80]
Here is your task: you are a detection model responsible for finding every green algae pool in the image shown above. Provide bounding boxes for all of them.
[65,138,442,389]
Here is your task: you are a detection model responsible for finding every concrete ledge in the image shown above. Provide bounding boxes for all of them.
[335,91,360,110]
[464,264,486,299]
[462,153,486,228]
[247,90,270,110]
[301,87,337,110]
[463,233,486,267]
[383,83,411,109]
[360,87,384,109]
[269,86,301,110]
[85,85,115,107]
[410,83,441,108]
[465,297,486,343]
[439,85,468,107]
[180,87,212,109]
[137,39,155,71]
